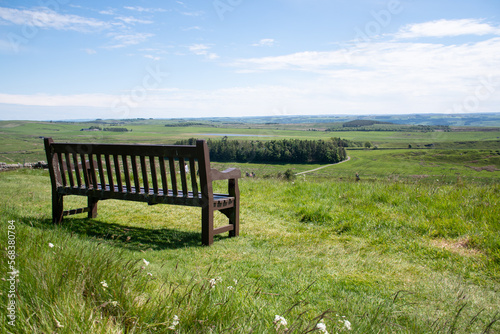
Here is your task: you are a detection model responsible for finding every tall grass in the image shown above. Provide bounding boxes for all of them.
[1,169,499,333]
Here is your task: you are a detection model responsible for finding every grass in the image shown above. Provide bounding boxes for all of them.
[210,148,500,185]
[1,168,499,333]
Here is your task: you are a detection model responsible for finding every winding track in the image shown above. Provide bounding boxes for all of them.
[294,155,351,175]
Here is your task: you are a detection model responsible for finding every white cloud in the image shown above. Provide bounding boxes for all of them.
[144,54,161,61]
[84,48,97,54]
[227,32,500,114]
[0,7,110,32]
[124,6,167,13]
[252,38,276,47]
[396,19,500,39]
[181,11,204,17]
[99,9,116,16]
[115,16,154,25]
[188,44,218,59]
[182,26,202,31]
[107,33,155,49]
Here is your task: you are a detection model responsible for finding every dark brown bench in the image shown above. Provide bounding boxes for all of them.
[44,138,240,245]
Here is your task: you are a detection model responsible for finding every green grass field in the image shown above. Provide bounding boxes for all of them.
[0,169,498,333]
[0,120,499,333]
[1,120,500,163]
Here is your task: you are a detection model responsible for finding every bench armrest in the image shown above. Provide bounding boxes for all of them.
[210,168,241,181]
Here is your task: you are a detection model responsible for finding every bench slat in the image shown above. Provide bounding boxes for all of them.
[104,155,114,192]
[140,156,149,194]
[179,157,188,197]
[88,154,98,189]
[169,157,178,196]
[122,155,131,192]
[64,153,75,188]
[57,152,67,187]
[97,154,106,190]
[149,156,159,195]
[131,155,140,194]
[189,157,198,197]
[73,153,82,188]
[113,155,122,192]
[159,157,168,194]
[81,154,90,188]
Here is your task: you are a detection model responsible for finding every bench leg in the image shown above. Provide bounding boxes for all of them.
[228,178,239,238]
[202,205,214,246]
[88,197,98,218]
[52,192,64,223]
[229,203,239,238]
[221,206,239,238]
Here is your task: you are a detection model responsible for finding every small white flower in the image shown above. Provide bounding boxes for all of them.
[55,319,64,328]
[100,280,108,289]
[316,320,328,333]
[142,259,149,266]
[110,301,118,307]
[274,315,287,327]
[209,277,222,289]
[147,272,153,277]
[343,319,352,331]
[227,286,234,290]
[168,315,179,330]
[48,243,54,248]
[233,278,238,285]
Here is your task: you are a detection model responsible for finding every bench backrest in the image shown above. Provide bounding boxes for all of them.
[44,138,213,199]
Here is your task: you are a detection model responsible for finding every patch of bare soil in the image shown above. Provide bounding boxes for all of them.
[410,175,429,179]
[466,165,499,172]
[431,238,481,257]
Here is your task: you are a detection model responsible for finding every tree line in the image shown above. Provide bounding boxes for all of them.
[175,137,349,164]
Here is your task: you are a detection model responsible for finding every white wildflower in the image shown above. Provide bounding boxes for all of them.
[343,319,352,331]
[209,277,222,289]
[168,315,179,330]
[233,278,238,285]
[55,319,64,328]
[147,272,153,277]
[100,280,108,289]
[227,286,234,290]
[316,319,328,333]
[110,301,118,307]
[142,259,149,266]
[48,242,54,248]
[274,315,288,329]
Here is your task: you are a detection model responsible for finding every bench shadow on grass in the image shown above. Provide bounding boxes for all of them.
[32,217,211,250]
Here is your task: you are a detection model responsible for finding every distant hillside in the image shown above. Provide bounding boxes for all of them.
[342,120,393,127]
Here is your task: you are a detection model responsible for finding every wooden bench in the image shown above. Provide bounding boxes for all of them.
[44,138,240,246]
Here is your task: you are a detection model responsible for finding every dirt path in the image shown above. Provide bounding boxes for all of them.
[295,156,351,175]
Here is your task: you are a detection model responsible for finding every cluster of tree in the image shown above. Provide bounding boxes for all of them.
[103,127,130,132]
[176,137,348,164]
[164,122,208,127]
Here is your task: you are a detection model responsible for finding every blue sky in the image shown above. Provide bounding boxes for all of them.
[0,0,499,120]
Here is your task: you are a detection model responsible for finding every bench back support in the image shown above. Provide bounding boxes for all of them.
[44,138,208,199]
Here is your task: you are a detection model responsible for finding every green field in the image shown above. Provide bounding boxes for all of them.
[0,119,499,333]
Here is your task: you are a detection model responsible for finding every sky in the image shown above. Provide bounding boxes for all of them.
[0,0,499,120]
